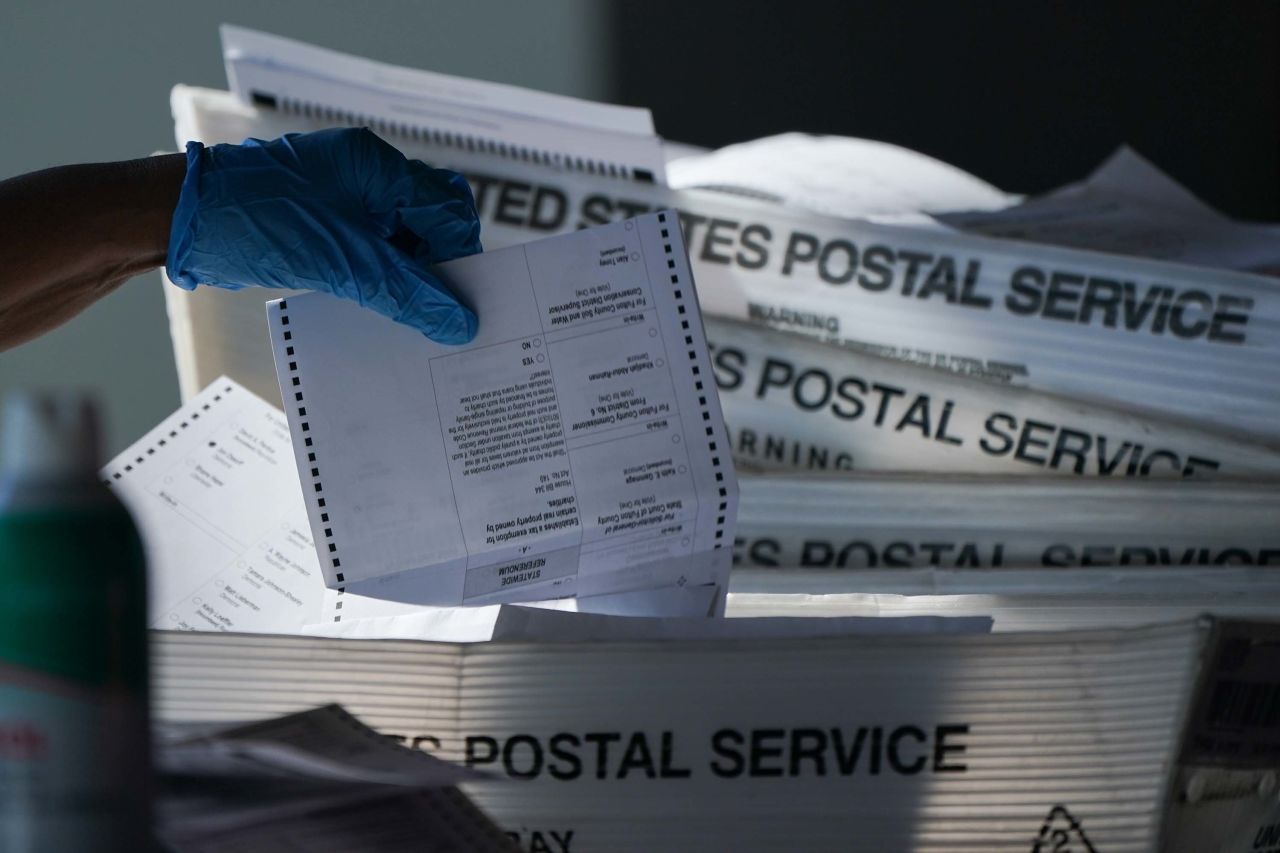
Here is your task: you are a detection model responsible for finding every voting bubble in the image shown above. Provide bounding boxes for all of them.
[280,523,290,531]
[237,559,246,568]
[649,328,658,337]
[656,358,665,368]
[630,252,640,262]
[192,597,202,605]
[168,613,178,622]
[533,338,542,348]
[164,476,173,484]
[624,221,634,231]
[682,537,691,547]
[186,457,196,466]
[678,464,688,474]
[208,441,216,448]
[672,435,681,444]
[214,580,224,588]
[536,353,545,363]
[258,541,268,549]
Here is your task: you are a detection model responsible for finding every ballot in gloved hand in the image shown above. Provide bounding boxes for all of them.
[166,128,482,344]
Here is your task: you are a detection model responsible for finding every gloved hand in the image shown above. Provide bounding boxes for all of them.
[166,128,482,344]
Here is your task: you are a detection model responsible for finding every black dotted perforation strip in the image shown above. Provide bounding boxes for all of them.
[658,211,729,549]
[101,384,234,487]
[289,215,726,622]
[250,91,656,184]
[275,302,346,615]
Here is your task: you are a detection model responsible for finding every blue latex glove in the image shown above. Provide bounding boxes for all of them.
[166,128,482,344]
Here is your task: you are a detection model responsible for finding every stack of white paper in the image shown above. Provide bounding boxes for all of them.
[733,473,1280,571]
[101,377,732,637]
[726,580,1280,632]
[221,25,666,184]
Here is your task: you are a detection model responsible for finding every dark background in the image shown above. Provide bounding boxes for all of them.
[614,0,1280,220]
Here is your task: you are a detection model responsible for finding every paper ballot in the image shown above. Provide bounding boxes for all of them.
[268,213,738,606]
[222,25,665,184]
[104,376,727,636]
[101,377,326,632]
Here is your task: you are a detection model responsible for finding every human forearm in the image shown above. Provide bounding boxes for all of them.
[0,130,482,352]
[0,154,184,350]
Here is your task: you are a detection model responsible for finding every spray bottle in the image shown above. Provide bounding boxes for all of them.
[0,392,151,851]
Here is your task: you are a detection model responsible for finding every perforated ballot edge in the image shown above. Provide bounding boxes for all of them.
[266,212,739,606]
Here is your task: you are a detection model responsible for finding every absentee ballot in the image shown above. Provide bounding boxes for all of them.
[267,212,737,607]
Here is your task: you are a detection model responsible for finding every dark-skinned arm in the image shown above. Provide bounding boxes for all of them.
[1,130,484,351]
[0,154,185,351]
